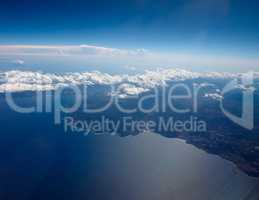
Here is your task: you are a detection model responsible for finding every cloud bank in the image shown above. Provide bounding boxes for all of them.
[0,45,149,57]
[0,68,256,96]
[0,45,259,70]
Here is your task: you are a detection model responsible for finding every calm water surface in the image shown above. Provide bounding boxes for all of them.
[1,131,259,200]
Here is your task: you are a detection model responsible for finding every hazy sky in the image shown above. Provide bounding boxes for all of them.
[0,0,259,71]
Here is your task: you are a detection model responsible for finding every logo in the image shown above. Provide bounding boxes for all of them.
[220,72,255,130]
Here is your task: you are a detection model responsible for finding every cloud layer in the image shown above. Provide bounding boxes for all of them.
[0,68,254,96]
[0,45,148,57]
[1,45,259,71]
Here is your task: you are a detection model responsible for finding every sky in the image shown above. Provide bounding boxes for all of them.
[0,0,259,71]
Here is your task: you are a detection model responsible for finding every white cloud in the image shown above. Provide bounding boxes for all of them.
[0,68,254,94]
[0,45,149,57]
[112,83,149,98]
[204,93,224,101]
[124,65,137,71]
[0,45,259,70]
[12,59,25,65]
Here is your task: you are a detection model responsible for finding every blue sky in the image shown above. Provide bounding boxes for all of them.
[0,0,259,71]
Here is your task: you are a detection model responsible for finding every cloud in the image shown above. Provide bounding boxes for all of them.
[0,45,149,57]
[124,65,137,71]
[0,68,256,94]
[12,59,25,65]
[0,45,259,70]
[204,93,223,101]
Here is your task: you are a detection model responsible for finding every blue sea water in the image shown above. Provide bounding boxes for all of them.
[0,95,258,200]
